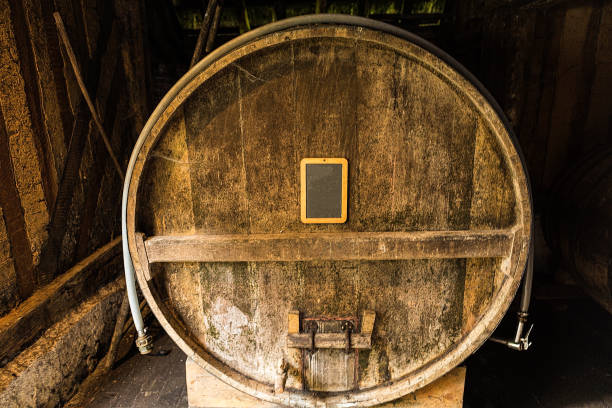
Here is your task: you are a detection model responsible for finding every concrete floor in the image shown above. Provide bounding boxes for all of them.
[83,295,612,408]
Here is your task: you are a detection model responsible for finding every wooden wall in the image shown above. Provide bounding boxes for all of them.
[0,0,149,317]
[455,0,612,208]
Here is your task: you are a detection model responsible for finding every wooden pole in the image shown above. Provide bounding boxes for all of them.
[241,0,251,32]
[190,0,218,68]
[205,3,223,53]
[53,12,125,180]
[54,11,141,370]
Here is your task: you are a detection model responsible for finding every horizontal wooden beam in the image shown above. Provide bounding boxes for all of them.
[287,333,372,349]
[0,237,121,366]
[143,230,514,263]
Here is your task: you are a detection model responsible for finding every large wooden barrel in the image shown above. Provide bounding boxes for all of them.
[125,15,532,406]
[545,148,612,313]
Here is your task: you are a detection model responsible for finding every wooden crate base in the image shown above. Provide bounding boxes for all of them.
[186,358,465,407]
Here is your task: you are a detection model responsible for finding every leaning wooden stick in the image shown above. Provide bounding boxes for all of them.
[205,2,223,53]
[190,0,218,68]
[54,12,134,369]
[53,12,125,180]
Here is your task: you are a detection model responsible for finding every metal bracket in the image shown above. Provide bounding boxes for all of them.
[341,321,354,353]
[304,321,318,352]
[490,311,533,351]
[286,310,375,351]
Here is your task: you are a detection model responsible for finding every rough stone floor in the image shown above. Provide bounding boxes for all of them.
[83,296,612,408]
[84,334,187,407]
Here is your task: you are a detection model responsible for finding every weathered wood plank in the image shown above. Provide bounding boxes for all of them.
[186,357,277,408]
[0,237,121,366]
[37,10,120,285]
[462,119,517,333]
[0,208,18,316]
[303,319,357,391]
[74,63,122,262]
[113,0,150,132]
[0,0,50,294]
[287,311,300,334]
[361,310,376,334]
[135,233,152,281]
[7,0,58,209]
[0,108,35,300]
[144,230,514,263]
[287,333,371,349]
[184,68,249,234]
[186,358,465,408]
[238,39,302,234]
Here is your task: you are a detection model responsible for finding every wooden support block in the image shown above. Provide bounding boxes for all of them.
[135,233,152,281]
[378,366,466,407]
[0,237,122,365]
[186,358,277,408]
[287,332,372,349]
[186,357,465,407]
[362,310,376,334]
[287,310,300,334]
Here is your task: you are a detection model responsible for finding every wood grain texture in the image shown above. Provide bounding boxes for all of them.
[186,358,465,408]
[7,0,57,209]
[0,108,35,301]
[126,22,531,407]
[287,333,371,349]
[144,230,514,263]
[0,238,121,366]
[303,319,357,392]
[0,209,18,316]
[0,0,50,287]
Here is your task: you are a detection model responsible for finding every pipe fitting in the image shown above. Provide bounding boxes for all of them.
[490,313,533,351]
[135,330,153,354]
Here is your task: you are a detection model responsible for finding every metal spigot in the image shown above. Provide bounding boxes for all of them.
[490,312,533,351]
[135,328,153,354]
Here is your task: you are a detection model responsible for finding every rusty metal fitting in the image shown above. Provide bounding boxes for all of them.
[490,317,533,351]
[135,330,153,354]
[304,321,318,352]
[341,321,354,353]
